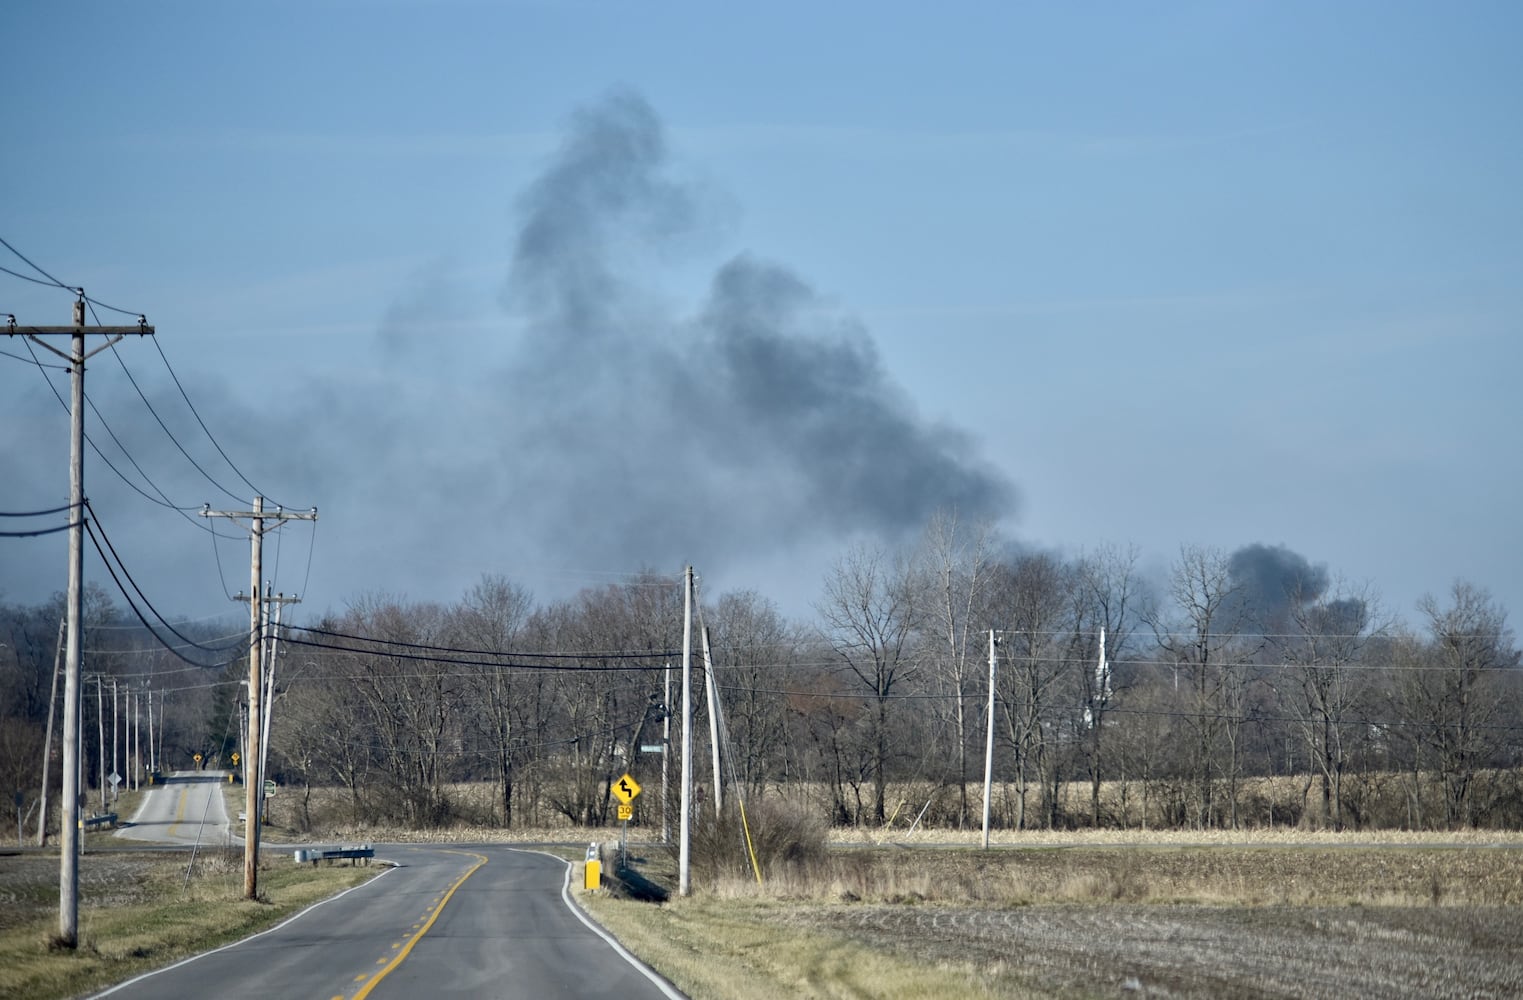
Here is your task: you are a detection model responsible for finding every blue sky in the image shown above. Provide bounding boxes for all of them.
[3,1,1520,631]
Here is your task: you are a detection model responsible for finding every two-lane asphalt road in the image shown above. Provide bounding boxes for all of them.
[113,770,233,847]
[96,844,680,1000]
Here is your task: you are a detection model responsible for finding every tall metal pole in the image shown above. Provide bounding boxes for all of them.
[982,629,997,850]
[662,663,671,845]
[96,677,105,813]
[259,589,298,821]
[110,679,118,803]
[145,680,154,775]
[678,567,693,897]
[702,626,722,818]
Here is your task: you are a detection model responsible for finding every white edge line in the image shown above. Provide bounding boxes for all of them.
[517,848,686,1000]
[89,864,397,998]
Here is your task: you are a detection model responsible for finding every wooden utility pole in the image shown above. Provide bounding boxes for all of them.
[201,498,316,899]
[11,299,153,948]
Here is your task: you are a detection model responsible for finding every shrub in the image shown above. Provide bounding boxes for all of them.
[683,797,828,884]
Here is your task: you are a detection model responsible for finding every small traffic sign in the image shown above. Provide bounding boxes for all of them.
[263,780,277,798]
[193,753,202,762]
[231,752,240,765]
[617,803,633,822]
[107,772,121,787]
[611,773,641,804]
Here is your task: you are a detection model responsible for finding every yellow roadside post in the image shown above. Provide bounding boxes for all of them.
[583,843,601,890]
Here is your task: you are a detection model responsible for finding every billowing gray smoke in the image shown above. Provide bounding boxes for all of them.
[0,92,1016,617]
[1227,543,1330,626]
[492,92,1015,573]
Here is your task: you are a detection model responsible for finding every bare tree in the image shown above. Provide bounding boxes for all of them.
[1276,580,1386,829]
[1147,546,1258,829]
[915,510,1000,827]
[1393,582,1520,828]
[816,542,924,825]
[1073,543,1144,825]
[705,590,801,798]
[988,551,1075,829]
[453,575,533,826]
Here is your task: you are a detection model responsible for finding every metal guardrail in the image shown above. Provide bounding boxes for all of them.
[82,813,118,829]
[293,844,375,865]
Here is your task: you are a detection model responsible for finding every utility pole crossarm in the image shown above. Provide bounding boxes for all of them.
[18,324,155,336]
[200,507,317,521]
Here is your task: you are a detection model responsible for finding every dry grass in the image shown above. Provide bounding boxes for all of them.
[0,848,375,1000]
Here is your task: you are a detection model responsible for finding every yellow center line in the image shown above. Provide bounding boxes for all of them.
[351,850,488,1000]
[166,788,189,838]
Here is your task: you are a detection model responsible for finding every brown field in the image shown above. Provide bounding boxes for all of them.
[582,844,1523,999]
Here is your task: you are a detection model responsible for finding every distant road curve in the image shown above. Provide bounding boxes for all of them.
[113,770,232,848]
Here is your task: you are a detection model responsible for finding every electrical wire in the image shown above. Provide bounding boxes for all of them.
[276,633,675,673]
[85,501,249,658]
[297,518,317,601]
[148,335,284,508]
[283,621,678,661]
[93,304,245,505]
[81,293,144,318]
[1,345,68,368]
[0,502,82,517]
[0,520,83,538]
[304,720,643,761]
[82,391,207,512]
[1,263,67,288]
[17,331,248,553]
[84,521,246,671]
[0,235,72,288]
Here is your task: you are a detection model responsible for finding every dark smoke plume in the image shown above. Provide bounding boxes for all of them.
[490,91,1015,574]
[1228,542,1330,626]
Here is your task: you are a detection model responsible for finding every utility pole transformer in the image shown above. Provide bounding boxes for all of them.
[10,300,153,948]
[201,497,316,899]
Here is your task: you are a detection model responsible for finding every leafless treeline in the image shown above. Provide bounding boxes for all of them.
[3,523,1520,834]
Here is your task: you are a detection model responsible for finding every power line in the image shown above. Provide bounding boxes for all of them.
[284,621,678,660]
[85,501,249,659]
[0,235,72,289]
[1,263,67,288]
[278,633,675,673]
[100,324,246,504]
[0,520,83,538]
[0,502,82,517]
[148,335,282,507]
